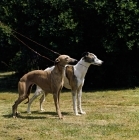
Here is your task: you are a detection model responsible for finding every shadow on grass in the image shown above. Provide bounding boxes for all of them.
[3,111,70,119]
[3,114,46,119]
[38,111,71,116]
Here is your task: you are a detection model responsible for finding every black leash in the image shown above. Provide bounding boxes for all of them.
[11,33,55,63]
[0,22,61,63]
[12,29,61,56]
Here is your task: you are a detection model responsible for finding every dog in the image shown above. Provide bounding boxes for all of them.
[12,55,77,119]
[27,52,103,116]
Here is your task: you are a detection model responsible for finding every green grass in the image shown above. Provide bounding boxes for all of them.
[1,72,139,140]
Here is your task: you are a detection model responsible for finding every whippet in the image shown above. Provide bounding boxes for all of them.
[12,55,77,119]
[27,52,103,116]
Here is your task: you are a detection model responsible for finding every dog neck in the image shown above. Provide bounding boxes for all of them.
[58,64,65,68]
[76,59,91,69]
[78,63,89,68]
[56,64,66,74]
[74,59,91,79]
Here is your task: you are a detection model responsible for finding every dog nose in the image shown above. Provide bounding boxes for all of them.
[74,59,78,64]
[69,59,78,65]
[73,59,78,64]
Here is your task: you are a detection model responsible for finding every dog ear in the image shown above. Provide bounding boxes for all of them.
[82,52,89,57]
[55,58,60,65]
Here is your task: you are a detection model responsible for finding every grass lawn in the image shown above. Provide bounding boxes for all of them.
[0,72,139,140]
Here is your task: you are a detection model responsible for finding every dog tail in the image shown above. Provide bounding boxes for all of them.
[24,84,33,104]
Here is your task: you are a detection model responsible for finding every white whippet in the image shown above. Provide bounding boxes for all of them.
[27,52,103,116]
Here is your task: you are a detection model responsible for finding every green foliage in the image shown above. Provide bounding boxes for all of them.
[0,0,139,88]
[91,0,139,52]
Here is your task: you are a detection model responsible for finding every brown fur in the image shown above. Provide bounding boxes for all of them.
[65,65,78,90]
[12,55,77,119]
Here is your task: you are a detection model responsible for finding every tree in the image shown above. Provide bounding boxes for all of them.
[0,0,139,88]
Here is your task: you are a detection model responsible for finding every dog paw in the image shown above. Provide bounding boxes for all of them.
[40,109,45,112]
[75,113,81,116]
[27,112,32,114]
[80,111,86,115]
[13,116,17,119]
[59,116,63,119]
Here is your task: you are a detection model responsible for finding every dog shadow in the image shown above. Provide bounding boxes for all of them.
[37,111,70,116]
[32,111,71,118]
[3,113,46,119]
[3,111,71,119]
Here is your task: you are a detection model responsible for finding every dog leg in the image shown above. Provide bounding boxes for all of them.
[12,100,18,118]
[27,87,44,113]
[53,93,63,119]
[27,94,41,114]
[77,88,86,115]
[12,96,27,118]
[40,93,48,111]
[72,90,80,116]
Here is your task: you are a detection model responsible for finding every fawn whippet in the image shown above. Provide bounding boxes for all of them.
[12,55,77,119]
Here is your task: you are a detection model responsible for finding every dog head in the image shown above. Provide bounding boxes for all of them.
[55,55,78,66]
[82,52,103,66]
